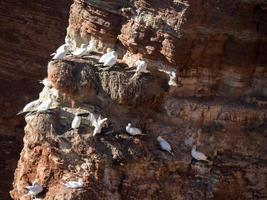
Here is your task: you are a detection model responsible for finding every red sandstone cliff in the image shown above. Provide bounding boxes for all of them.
[0,0,71,199]
[7,0,267,199]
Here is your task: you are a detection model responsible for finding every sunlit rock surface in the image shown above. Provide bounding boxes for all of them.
[8,0,267,199]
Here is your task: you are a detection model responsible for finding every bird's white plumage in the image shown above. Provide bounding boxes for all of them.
[86,40,95,52]
[51,33,71,57]
[72,44,87,57]
[37,97,52,112]
[87,113,107,136]
[99,48,112,63]
[132,60,149,79]
[191,145,208,161]
[71,114,81,129]
[72,41,95,57]
[136,60,148,70]
[99,53,110,63]
[157,136,174,156]
[21,99,40,113]
[51,44,68,56]
[24,182,43,196]
[103,51,118,67]
[125,123,143,136]
[40,78,52,88]
[52,45,68,60]
[64,179,83,189]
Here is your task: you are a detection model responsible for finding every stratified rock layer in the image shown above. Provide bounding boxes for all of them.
[69,0,267,97]
[11,57,267,200]
[10,0,267,200]
[0,0,71,199]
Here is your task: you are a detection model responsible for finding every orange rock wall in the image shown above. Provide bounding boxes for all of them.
[0,0,71,199]
[7,0,267,200]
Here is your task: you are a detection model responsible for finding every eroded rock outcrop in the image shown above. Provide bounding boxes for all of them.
[11,0,267,200]
[68,0,267,97]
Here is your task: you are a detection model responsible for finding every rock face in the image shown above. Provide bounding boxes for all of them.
[69,0,267,97]
[0,0,72,80]
[10,0,267,200]
[0,0,71,199]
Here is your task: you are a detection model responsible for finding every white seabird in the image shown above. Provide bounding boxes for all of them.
[50,44,68,56]
[87,113,108,136]
[72,44,88,57]
[131,60,149,79]
[24,181,43,197]
[64,179,83,189]
[51,34,72,57]
[40,78,52,88]
[125,123,144,136]
[52,45,69,60]
[86,40,95,52]
[103,51,118,67]
[157,136,174,156]
[71,113,81,129]
[36,95,52,112]
[98,48,118,67]
[99,48,112,63]
[17,99,40,115]
[191,145,209,162]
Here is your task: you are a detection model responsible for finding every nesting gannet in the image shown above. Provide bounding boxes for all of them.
[99,48,112,63]
[24,181,43,197]
[71,113,81,129]
[64,179,83,189]
[50,44,68,56]
[17,99,40,115]
[125,123,144,136]
[157,136,174,156]
[87,113,108,136]
[103,51,118,67]
[36,95,52,112]
[131,60,149,79]
[86,40,95,52]
[191,145,209,162]
[40,78,52,88]
[72,44,88,57]
[51,34,72,57]
[52,45,69,60]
